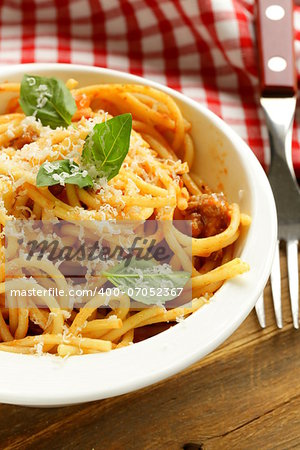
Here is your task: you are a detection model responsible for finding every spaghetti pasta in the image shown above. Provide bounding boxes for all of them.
[0,78,250,356]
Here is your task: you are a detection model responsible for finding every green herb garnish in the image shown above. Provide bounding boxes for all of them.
[81,113,132,181]
[20,74,77,129]
[36,160,93,188]
[35,112,132,188]
[103,258,190,305]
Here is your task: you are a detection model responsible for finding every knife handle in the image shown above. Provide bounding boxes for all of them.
[256,0,297,96]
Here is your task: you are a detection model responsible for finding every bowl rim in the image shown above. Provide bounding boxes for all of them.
[0,63,277,407]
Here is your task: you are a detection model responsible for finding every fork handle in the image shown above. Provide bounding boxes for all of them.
[256,0,297,96]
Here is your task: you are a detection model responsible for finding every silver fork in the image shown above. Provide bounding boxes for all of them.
[255,0,300,329]
[257,97,300,329]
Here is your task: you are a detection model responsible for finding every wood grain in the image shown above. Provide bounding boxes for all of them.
[0,249,299,450]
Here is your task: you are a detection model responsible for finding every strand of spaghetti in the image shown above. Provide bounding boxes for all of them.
[13,192,29,211]
[137,297,206,327]
[86,297,132,341]
[196,245,232,278]
[0,264,4,283]
[41,187,123,221]
[182,173,202,196]
[0,161,36,184]
[240,213,251,227]
[177,188,189,210]
[131,92,161,107]
[68,292,109,335]
[2,333,112,352]
[7,293,18,336]
[108,295,130,321]
[65,184,81,208]
[184,133,194,167]
[133,96,196,134]
[0,117,23,137]
[24,267,57,292]
[1,126,32,147]
[28,300,49,330]
[173,203,241,255]
[192,248,233,296]
[74,84,185,149]
[170,253,182,271]
[0,113,24,124]
[133,120,175,151]
[57,344,82,356]
[142,132,175,161]
[193,246,232,297]
[77,188,100,209]
[141,132,198,195]
[82,317,122,334]
[25,185,84,221]
[192,227,240,257]
[116,329,134,348]
[163,221,195,274]
[72,106,95,121]
[58,221,120,244]
[14,131,87,167]
[32,201,42,219]
[6,258,70,297]
[0,308,9,320]
[125,84,185,149]
[1,189,14,215]
[60,235,78,247]
[57,344,108,355]
[63,335,112,352]
[122,195,176,208]
[192,282,222,297]
[15,303,29,340]
[0,209,10,226]
[22,128,70,150]
[117,92,175,129]
[0,83,20,92]
[66,78,79,90]
[4,279,64,334]
[189,172,212,194]
[88,309,98,321]
[0,344,34,354]
[118,171,168,197]
[123,205,154,220]
[0,118,21,132]
[101,306,164,343]
[127,85,185,149]
[41,208,52,220]
[192,259,250,289]
[0,309,13,341]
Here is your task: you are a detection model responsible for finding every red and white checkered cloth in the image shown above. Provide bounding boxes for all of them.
[0,0,300,175]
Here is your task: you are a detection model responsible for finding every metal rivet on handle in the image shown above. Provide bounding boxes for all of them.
[268,56,287,72]
[265,5,285,21]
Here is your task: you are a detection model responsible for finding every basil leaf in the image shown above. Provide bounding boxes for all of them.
[36,160,93,188]
[103,258,190,305]
[19,74,77,129]
[81,113,132,181]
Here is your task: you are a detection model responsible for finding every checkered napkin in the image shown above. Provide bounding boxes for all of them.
[0,0,299,174]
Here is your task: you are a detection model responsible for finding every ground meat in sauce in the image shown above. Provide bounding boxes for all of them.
[183,193,230,238]
[11,129,37,150]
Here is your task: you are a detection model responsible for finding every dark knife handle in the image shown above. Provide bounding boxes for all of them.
[256,0,297,96]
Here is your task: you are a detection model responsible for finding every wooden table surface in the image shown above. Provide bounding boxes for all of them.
[0,249,299,450]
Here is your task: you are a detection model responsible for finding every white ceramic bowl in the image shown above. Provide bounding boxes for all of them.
[0,64,276,407]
